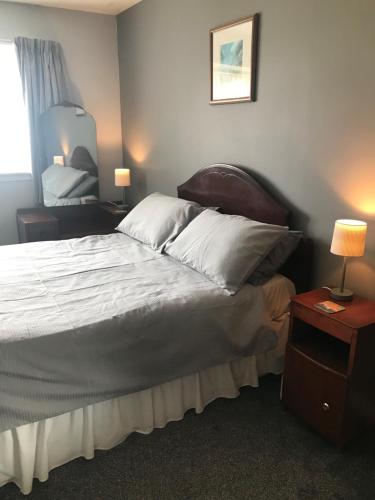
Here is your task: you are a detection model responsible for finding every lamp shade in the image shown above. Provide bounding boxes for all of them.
[53,155,64,166]
[330,219,367,257]
[115,168,131,187]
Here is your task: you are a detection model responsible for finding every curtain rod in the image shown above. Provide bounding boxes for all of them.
[0,38,13,43]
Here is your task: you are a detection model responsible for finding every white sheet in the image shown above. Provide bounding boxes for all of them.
[0,275,294,495]
[261,272,295,319]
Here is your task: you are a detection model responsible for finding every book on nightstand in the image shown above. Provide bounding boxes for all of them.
[314,300,346,314]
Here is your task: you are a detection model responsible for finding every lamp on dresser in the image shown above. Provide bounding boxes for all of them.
[330,219,367,301]
[53,155,64,166]
[115,168,131,209]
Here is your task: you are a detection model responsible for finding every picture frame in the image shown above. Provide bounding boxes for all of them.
[210,14,259,104]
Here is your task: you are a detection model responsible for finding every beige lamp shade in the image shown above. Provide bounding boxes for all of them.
[53,155,64,166]
[115,168,131,187]
[330,219,367,257]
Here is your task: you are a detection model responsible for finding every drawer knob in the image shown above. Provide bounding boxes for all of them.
[322,402,330,412]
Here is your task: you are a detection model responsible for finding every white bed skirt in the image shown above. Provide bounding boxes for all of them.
[0,314,288,495]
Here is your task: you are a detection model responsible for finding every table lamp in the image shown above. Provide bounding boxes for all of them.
[53,155,64,166]
[330,219,367,301]
[115,168,131,208]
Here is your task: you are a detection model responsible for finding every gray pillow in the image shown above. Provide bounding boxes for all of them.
[42,165,88,198]
[166,209,288,295]
[116,193,206,252]
[248,231,303,286]
[67,174,98,198]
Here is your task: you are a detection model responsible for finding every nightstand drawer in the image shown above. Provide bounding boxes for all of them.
[292,302,354,344]
[283,345,347,442]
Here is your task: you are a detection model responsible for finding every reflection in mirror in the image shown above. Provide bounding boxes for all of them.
[39,104,99,207]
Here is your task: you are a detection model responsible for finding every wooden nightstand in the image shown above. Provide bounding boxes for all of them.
[17,211,59,243]
[17,204,129,243]
[99,202,129,219]
[282,288,375,447]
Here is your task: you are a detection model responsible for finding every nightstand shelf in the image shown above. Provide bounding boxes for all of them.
[282,289,375,447]
[291,319,350,376]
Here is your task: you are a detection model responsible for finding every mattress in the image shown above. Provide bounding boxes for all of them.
[0,274,295,495]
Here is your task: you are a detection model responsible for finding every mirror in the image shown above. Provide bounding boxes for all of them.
[39,104,99,207]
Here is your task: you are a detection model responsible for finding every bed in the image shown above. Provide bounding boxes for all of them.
[0,164,312,494]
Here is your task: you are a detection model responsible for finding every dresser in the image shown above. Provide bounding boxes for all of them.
[17,203,128,243]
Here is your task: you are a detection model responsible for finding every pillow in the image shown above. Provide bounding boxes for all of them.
[166,209,288,294]
[248,231,303,286]
[42,165,88,198]
[116,193,206,252]
[66,174,98,198]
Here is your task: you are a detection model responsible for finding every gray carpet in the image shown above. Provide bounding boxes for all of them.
[2,375,375,500]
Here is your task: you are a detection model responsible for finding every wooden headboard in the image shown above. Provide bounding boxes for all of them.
[178,164,313,293]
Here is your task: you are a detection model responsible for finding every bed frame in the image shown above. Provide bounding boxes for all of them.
[178,164,313,293]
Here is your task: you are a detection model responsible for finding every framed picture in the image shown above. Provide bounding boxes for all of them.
[210,14,259,104]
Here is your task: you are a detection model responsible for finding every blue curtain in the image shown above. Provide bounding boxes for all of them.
[15,37,71,204]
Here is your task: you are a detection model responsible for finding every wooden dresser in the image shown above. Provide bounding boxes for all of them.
[17,203,128,243]
[282,288,375,447]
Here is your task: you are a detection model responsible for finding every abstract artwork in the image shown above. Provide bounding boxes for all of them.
[220,40,243,68]
[210,15,259,104]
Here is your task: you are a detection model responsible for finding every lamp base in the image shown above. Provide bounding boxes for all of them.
[330,288,354,302]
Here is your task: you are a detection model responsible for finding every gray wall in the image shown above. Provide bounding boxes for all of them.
[117,0,375,299]
[0,1,123,244]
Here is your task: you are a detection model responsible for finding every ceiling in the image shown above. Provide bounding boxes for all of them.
[5,0,143,15]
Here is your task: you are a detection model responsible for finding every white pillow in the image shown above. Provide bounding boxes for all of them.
[116,193,206,252]
[166,209,288,294]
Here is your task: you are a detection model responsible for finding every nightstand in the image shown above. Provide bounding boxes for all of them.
[282,288,375,447]
[17,211,59,243]
[17,204,129,243]
[99,202,129,219]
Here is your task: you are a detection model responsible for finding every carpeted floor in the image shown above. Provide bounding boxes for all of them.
[2,375,375,500]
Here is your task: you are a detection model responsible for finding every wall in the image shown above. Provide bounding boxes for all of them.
[117,0,375,299]
[0,1,123,244]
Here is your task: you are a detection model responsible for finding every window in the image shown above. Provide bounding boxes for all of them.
[0,41,32,175]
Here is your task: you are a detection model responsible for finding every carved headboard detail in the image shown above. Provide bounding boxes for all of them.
[178,164,291,226]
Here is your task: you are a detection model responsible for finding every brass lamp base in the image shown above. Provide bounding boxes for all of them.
[330,288,354,302]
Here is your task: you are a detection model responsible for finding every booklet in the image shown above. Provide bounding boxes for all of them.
[314,300,346,314]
